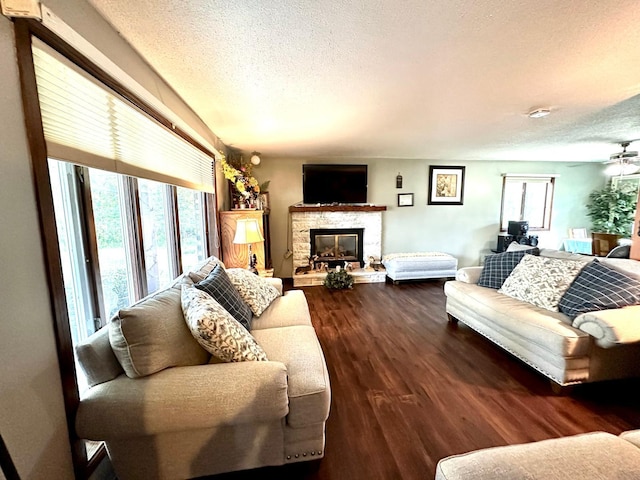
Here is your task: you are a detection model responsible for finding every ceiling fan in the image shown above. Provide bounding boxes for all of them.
[605,142,640,175]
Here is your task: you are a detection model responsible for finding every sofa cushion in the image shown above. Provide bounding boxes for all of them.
[252,326,331,428]
[499,255,587,312]
[181,285,268,362]
[478,249,539,289]
[193,265,253,331]
[252,290,313,330]
[559,260,640,319]
[109,286,210,378]
[76,362,289,438]
[435,432,640,480]
[226,268,281,316]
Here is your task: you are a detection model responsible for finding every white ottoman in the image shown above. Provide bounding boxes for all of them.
[382,252,458,283]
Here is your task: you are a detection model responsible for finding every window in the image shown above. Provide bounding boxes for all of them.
[177,186,207,270]
[139,179,178,292]
[89,168,137,319]
[49,159,98,393]
[500,175,555,231]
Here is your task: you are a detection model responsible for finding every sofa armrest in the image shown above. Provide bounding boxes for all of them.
[76,361,288,439]
[264,277,283,295]
[573,306,640,348]
[455,266,483,284]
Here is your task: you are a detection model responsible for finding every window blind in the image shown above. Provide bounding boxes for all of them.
[32,39,215,193]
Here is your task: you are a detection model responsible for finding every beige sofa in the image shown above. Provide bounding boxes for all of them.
[74,257,331,479]
[436,429,640,479]
[444,250,640,388]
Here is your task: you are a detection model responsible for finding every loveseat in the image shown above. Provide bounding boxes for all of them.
[436,429,640,479]
[74,256,331,479]
[444,247,640,388]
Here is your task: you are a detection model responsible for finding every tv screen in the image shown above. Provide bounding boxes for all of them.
[303,164,368,204]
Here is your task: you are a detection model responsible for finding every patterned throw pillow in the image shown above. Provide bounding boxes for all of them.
[226,269,281,317]
[559,260,640,319]
[478,249,539,289]
[181,285,267,362]
[193,265,253,331]
[499,255,587,312]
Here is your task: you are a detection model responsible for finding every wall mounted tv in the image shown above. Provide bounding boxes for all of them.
[302,164,368,204]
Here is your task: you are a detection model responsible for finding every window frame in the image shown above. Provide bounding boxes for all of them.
[499,175,555,232]
[14,18,221,478]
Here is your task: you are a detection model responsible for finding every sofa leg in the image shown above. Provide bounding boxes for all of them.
[550,381,574,396]
[447,313,458,324]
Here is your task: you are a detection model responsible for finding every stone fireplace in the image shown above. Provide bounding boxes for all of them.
[310,228,364,268]
[290,205,385,280]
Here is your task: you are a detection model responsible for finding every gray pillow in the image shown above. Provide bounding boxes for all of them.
[194,265,253,331]
[109,286,210,378]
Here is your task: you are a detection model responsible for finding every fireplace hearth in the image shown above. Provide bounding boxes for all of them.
[310,228,364,268]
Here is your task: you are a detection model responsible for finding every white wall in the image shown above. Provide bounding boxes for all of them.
[0,1,222,477]
[253,158,605,276]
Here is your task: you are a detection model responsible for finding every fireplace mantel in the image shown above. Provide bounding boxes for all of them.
[289,204,387,213]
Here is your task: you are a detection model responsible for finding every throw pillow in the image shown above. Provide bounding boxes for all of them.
[181,285,268,362]
[192,265,253,331]
[188,256,226,283]
[506,242,538,252]
[499,255,587,312]
[226,268,281,317]
[559,260,640,319]
[478,248,539,289]
[109,286,210,378]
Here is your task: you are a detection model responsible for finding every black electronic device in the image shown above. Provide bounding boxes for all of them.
[507,220,529,236]
[496,234,514,252]
[514,235,539,247]
[302,164,368,204]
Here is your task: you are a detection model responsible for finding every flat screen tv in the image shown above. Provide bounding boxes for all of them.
[302,164,368,204]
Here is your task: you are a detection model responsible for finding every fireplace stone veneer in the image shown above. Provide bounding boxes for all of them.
[291,210,383,276]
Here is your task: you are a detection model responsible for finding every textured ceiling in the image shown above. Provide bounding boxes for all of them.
[88,0,640,162]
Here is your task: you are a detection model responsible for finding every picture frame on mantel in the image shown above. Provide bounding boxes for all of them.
[428,166,465,205]
[398,193,414,207]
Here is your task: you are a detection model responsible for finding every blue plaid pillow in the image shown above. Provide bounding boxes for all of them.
[478,248,539,289]
[559,260,640,319]
[195,265,253,331]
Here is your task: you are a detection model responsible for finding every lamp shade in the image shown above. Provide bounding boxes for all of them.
[233,219,264,245]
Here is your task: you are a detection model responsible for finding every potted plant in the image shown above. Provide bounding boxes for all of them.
[323,269,354,290]
[586,183,637,236]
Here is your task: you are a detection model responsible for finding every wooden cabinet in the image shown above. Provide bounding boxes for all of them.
[220,210,271,269]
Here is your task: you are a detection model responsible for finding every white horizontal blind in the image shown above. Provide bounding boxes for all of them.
[32,39,215,192]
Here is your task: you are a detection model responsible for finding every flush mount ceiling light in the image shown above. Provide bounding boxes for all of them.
[527,108,551,118]
[250,151,261,165]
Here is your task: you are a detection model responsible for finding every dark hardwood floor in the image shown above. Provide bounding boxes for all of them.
[208,280,640,480]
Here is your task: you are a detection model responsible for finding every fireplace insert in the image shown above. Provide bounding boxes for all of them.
[310,228,364,268]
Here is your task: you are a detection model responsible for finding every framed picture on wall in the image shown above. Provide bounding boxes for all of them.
[428,166,465,205]
[398,193,414,207]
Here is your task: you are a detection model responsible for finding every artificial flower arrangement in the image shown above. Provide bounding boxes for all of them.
[220,155,260,208]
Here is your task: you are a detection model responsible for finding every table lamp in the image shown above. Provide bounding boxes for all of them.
[233,218,264,274]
